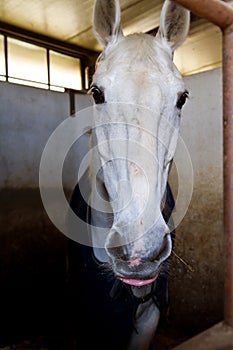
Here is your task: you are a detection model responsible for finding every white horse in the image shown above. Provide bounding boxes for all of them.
[66,1,190,349]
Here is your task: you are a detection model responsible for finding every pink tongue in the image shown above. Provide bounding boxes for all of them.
[119,274,158,287]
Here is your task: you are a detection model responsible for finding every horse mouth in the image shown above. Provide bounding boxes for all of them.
[119,274,159,287]
[112,258,163,286]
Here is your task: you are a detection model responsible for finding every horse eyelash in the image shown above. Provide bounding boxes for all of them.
[176,90,189,110]
[88,85,105,104]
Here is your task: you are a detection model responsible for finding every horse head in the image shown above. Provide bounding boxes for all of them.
[89,0,190,287]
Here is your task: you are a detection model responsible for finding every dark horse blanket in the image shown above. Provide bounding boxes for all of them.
[65,178,175,349]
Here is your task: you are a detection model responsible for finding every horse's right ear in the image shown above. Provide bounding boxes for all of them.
[156,0,190,52]
[93,0,124,48]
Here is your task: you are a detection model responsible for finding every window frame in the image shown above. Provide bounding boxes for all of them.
[0,23,98,92]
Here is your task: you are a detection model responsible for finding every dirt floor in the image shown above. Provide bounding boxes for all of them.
[0,337,186,350]
[152,327,188,350]
[0,325,189,350]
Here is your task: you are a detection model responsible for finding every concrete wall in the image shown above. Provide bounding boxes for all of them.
[0,82,92,345]
[0,68,223,343]
[0,82,92,188]
[169,68,223,336]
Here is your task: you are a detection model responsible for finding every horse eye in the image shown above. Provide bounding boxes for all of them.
[90,85,105,104]
[176,90,189,109]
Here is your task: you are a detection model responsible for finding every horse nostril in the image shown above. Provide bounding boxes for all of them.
[107,246,128,261]
[106,228,172,268]
[105,230,129,261]
[155,234,172,263]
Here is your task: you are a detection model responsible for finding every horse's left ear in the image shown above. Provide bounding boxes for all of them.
[156,0,190,52]
[93,0,124,48]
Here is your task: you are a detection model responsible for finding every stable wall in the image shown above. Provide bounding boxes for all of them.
[0,82,92,345]
[0,68,223,343]
[169,68,223,336]
[0,82,92,188]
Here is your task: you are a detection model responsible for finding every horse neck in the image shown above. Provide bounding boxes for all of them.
[131,284,153,298]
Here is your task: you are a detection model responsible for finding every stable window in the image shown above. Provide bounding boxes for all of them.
[50,51,82,91]
[0,34,85,91]
[8,38,48,88]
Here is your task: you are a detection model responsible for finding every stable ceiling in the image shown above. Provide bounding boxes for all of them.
[0,0,166,52]
[0,0,222,75]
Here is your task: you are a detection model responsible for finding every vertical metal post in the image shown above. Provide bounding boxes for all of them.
[4,35,8,82]
[46,48,50,90]
[222,1,233,328]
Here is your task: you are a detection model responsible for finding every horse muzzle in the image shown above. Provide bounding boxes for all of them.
[105,229,172,285]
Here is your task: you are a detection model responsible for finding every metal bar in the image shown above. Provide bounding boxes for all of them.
[47,48,50,90]
[174,0,233,29]
[4,35,8,82]
[222,1,233,328]
[175,0,233,329]
[68,90,76,116]
[80,60,86,91]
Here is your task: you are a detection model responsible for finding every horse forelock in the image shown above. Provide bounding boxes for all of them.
[96,33,174,75]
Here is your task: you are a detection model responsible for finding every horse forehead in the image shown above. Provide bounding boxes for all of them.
[96,61,172,90]
[109,71,163,94]
[94,36,183,100]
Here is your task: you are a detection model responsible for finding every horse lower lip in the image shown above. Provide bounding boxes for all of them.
[119,274,159,286]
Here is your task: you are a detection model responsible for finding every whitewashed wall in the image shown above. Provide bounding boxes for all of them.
[169,68,223,334]
[0,69,223,335]
[0,82,93,338]
[0,82,92,189]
